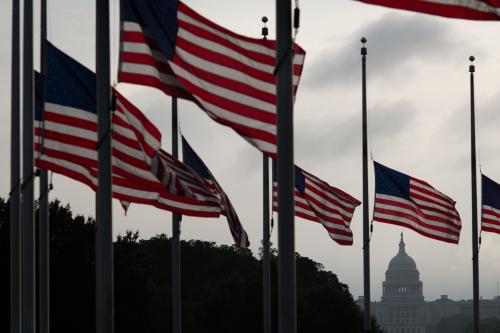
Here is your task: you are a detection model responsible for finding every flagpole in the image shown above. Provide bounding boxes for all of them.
[96,0,113,332]
[361,37,371,333]
[261,16,271,333]
[38,0,50,331]
[469,56,480,333]
[10,0,21,332]
[172,96,182,333]
[263,154,271,333]
[275,1,296,332]
[21,0,36,330]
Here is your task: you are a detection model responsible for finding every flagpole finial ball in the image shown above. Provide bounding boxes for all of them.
[262,16,268,23]
[469,56,475,62]
[361,37,367,44]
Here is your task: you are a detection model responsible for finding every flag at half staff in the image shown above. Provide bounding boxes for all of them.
[119,0,306,157]
[182,136,250,248]
[272,163,361,245]
[373,161,462,244]
[358,0,500,20]
[35,42,221,217]
[481,174,500,235]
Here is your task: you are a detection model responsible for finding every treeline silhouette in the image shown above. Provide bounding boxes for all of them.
[0,198,382,333]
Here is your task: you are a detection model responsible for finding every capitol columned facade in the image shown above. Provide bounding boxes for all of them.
[357,234,500,333]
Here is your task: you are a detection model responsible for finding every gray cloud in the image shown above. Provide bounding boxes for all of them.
[371,101,417,140]
[412,84,500,177]
[447,90,500,170]
[296,100,417,159]
[477,92,500,127]
[441,88,499,133]
[306,13,458,89]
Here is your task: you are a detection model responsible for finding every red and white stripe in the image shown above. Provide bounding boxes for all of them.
[359,0,500,20]
[119,2,306,157]
[198,173,249,248]
[273,170,361,246]
[374,177,462,244]
[35,89,221,217]
[481,205,500,234]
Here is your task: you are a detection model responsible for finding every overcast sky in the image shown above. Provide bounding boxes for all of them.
[2,0,500,303]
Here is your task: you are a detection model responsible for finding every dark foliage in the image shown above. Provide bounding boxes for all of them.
[0,199,381,333]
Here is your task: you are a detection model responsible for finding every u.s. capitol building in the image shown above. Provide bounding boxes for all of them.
[357,234,500,333]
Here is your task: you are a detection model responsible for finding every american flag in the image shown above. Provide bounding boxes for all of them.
[373,161,462,244]
[35,42,221,217]
[182,136,250,248]
[272,163,361,245]
[481,174,500,235]
[119,0,306,157]
[358,0,500,20]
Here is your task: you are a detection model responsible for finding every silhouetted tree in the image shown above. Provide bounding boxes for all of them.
[48,200,96,333]
[0,198,382,333]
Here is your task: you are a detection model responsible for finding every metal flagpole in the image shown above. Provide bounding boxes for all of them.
[22,0,36,330]
[361,37,371,333]
[469,56,480,333]
[172,96,182,333]
[262,154,271,333]
[275,0,296,332]
[96,0,113,332]
[10,0,21,332]
[261,16,271,333]
[38,0,50,331]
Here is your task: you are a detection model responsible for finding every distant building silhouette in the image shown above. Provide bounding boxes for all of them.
[357,233,500,333]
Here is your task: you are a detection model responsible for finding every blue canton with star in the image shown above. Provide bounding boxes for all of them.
[45,42,96,114]
[35,71,45,121]
[374,161,410,200]
[182,136,211,180]
[482,174,500,210]
[271,160,306,194]
[122,0,179,60]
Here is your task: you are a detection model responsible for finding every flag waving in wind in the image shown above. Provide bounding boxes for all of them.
[373,161,462,244]
[119,0,306,157]
[481,174,500,235]
[35,42,221,217]
[272,163,361,245]
[182,136,250,248]
[358,0,500,20]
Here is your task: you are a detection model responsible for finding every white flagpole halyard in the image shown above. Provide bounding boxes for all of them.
[469,56,480,333]
[21,0,36,330]
[96,0,114,332]
[38,0,50,332]
[361,37,372,333]
[10,0,21,332]
[275,0,296,332]
[172,96,182,333]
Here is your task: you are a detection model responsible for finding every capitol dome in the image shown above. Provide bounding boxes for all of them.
[387,235,417,271]
[382,233,424,302]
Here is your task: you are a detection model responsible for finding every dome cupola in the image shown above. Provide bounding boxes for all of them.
[387,233,417,271]
[382,233,424,302]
